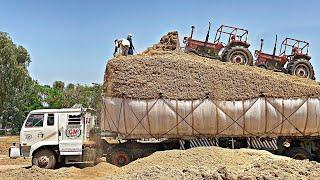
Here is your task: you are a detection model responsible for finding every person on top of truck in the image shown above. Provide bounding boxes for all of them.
[113,38,131,57]
[127,33,135,55]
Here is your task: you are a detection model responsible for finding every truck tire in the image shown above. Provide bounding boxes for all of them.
[285,147,312,160]
[32,149,57,169]
[110,149,131,167]
[224,47,253,65]
[287,59,315,79]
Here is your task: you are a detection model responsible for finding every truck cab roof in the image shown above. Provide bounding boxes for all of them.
[29,108,95,114]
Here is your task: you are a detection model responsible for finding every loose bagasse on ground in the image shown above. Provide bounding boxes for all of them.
[2,147,320,180]
[104,49,320,100]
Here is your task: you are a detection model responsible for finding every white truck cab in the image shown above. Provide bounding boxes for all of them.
[9,108,97,169]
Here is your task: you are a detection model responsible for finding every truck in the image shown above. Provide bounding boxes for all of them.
[9,108,98,168]
[9,95,320,168]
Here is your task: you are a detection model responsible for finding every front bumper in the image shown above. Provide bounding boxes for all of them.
[9,144,31,158]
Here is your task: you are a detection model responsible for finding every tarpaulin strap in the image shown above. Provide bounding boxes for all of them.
[117,99,123,133]
[209,95,258,136]
[101,100,112,130]
[159,96,207,137]
[123,97,160,139]
[265,97,307,136]
[102,100,119,133]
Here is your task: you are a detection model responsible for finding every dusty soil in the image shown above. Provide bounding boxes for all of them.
[0,161,118,180]
[0,156,30,166]
[1,147,319,180]
[104,51,320,100]
[0,136,19,155]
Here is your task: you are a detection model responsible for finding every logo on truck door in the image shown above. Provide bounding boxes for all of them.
[65,125,81,138]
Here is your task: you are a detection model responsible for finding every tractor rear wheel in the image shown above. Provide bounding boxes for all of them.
[287,59,315,79]
[224,47,253,65]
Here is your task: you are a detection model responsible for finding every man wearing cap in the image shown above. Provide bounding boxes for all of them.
[127,33,135,55]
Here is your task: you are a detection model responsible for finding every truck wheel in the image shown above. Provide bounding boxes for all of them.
[224,47,253,65]
[287,59,315,79]
[285,147,312,160]
[110,149,131,167]
[32,149,57,169]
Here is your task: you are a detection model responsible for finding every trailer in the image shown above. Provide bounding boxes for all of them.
[100,95,320,164]
[9,96,320,168]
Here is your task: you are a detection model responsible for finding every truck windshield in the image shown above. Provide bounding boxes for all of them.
[25,114,44,128]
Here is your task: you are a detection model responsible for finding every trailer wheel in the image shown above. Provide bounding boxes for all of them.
[285,147,312,160]
[110,149,131,167]
[287,59,315,79]
[224,47,253,65]
[32,149,57,169]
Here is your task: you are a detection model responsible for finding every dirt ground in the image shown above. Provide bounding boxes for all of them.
[0,136,19,155]
[0,146,319,180]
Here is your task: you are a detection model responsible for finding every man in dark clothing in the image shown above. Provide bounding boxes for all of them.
[127,33,135,55]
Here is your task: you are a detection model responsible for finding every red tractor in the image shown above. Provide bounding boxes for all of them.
[255,36,315,79]
[183,22,253,65]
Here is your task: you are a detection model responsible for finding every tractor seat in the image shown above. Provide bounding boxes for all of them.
[293,53,311,60]
[292,48,311,60]
[228,40,250,48]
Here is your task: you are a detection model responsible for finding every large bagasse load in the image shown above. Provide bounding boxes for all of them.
[102,32,320,138]
[104,52,320,101]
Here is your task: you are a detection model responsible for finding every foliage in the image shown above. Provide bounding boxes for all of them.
[0,32,103,132]
[0,32,42,129]
[38,82,103,112]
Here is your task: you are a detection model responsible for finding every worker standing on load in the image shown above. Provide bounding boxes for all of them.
[127,33,135,55]
[113,39,131,57]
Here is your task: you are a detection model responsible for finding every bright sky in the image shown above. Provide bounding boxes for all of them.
[0,0,319,85]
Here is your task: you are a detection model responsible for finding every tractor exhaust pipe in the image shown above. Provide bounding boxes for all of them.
[260,38,264,52]
[272,35,278,56]
[190,26,195,39]
[205,22,211,42]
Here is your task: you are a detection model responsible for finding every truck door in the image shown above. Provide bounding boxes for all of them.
[43,113,58,142]
[58,113,83,155]
[20,114,45,156]
[20,113,59,157]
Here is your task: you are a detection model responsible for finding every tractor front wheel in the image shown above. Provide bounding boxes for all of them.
[224,47,253,65]
[287,59,315,79]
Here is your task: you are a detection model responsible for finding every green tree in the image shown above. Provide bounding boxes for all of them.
[0,32,41,129]
[37,82,102,112]
[53,81,65,92]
